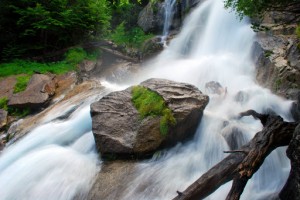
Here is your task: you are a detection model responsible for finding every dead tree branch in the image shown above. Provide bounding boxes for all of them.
[172,110,298,200]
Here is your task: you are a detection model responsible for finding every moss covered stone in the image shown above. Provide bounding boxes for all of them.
[131,85,176,136]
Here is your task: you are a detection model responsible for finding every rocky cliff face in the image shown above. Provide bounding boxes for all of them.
[253,13,300,120]
[137,0,203,33]
[90,78,209,159]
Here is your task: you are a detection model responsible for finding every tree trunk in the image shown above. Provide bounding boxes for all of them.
[172,110,298,200]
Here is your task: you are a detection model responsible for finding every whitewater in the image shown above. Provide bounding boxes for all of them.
[0,0,294,199]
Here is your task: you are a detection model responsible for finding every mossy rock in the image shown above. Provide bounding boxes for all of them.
[91,78,209,159]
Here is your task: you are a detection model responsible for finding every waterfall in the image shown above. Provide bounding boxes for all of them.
[0,92,108,200]
[0,0,293,199]
[120,0,293,199]
[161,0,177,43]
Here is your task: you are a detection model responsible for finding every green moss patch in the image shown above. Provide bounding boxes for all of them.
[0,97,8,110]
[13,75,31,93]
[131,85,176,136]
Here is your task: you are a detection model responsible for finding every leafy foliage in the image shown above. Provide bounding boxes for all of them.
[224,0,300,22]
[0,0,111,60]
[131,86,176,136]
[110,0,145,32]
[14,75,31,93]
[65,48,88,65]
[8,107,31,118]
[110,22,154,48]
[0,97,30,117]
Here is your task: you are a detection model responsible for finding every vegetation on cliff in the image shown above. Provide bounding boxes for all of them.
[224,0,300,23]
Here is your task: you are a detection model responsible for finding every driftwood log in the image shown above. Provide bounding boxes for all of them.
[173,110,298,200]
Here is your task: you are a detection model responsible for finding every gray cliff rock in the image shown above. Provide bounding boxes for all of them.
[279,123,300,199]
[138,2,164,33]
[137,0,203,33]
[90,78,209,158]
[253,32,300,122]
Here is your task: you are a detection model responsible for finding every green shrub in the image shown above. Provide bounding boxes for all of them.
[86,49,101,61]
[0,97,30,117]
[13,75,31,93]
[7,107,31,117]
[64,48,87,65]
[110,22,129,46]
[131,86,176,136]
[110,22,154,48]
[128,27,154,48]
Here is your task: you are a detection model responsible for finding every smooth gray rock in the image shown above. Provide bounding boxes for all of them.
[8,74,56,109]
[90,78,209,158]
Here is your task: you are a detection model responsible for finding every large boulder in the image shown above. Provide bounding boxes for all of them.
[90,78,209,158]
[279,123,300,199]
[8,74,56,109]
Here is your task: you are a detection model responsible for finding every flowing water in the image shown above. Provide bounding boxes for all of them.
[0,0,294,199]
[161,0,177,43]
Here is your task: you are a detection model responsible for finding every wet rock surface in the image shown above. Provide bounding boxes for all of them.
[87,161,136,200]
[90,78,209,159]
[280,124,300,199]
[254,26,300,102]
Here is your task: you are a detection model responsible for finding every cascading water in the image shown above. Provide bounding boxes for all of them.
[119,0,293,199]
[0,0,294,199]
[161,0,177,43]
[0,91,109,200]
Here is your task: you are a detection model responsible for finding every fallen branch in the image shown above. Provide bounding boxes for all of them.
[223,150,247,154]
[99,47,138,63]
[172,110,298,200]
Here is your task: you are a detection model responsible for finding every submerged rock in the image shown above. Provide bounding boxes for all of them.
[90,78,209,159]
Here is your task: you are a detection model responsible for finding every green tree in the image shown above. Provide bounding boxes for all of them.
[0,0,111,60]
[224,0,300,23]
